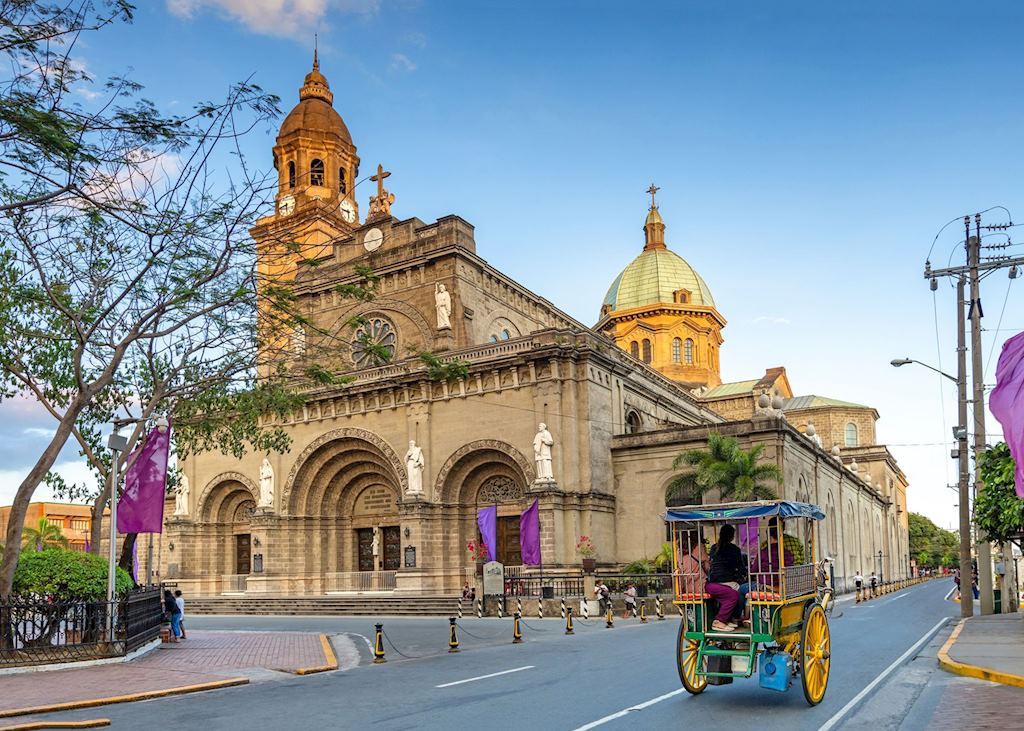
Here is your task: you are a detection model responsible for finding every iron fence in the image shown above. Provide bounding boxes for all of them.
[0,586,163,667]
[502,574,584,597]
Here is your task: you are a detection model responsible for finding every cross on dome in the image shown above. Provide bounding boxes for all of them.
[647,183,660,209]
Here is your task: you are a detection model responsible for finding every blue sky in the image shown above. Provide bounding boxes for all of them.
[2,1,1023,531]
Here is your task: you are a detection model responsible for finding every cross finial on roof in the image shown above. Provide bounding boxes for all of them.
[646,183,660,208]
[313,34,319,70]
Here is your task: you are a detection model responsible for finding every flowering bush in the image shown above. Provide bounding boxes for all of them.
[466,540,490,562]
[576,535,596,558]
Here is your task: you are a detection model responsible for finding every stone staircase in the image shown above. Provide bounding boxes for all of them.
[188,595,462,616]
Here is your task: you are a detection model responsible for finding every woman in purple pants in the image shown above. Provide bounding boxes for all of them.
[705,524,744,632]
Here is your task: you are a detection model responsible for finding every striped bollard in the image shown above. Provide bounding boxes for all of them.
[537,598,543,620]
[476,599,483,619]
[582,599,590,620]
[517,597,523,616]
[457,599,463,620]
[560,598,567,619]
[497,598,504,619]
[632,602,638,619]
[656,595,665,620]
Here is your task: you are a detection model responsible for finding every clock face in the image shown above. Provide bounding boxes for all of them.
[278,195,295,216]
[363,227,383,252]
[340,198,356,224]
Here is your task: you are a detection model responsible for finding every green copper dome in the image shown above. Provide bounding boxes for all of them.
[602,248,716,313]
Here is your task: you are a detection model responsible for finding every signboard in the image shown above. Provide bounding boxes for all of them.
[482,561,504,596]
[404,546,416,568]
[253,553,264,573]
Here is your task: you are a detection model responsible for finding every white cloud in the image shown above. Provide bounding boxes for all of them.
[0,460,95,507]
[390,53,416,73]
[22,427,56,438]
[752,315,792,325]
[167,0,380,39]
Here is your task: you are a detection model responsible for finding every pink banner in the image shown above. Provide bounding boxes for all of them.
[117,423,171,533]
[990,331,1024,497]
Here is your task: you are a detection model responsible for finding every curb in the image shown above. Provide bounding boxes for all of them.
[294,634,339,675]
[0,677,249,720]
[937,618,1024,688]
[1,721,110,730]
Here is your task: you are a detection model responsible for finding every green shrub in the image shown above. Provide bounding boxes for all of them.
[13,548,133,601]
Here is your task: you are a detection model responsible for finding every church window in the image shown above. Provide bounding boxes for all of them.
[500,329,511,340]
[672,338,681,363]
[625,410,642,434]
[288,161,296,189]
[684,338,694,364]
[630,341,639,359]
[351,316,397,368]
[339,167,347,194]
[845,422,858,447]
[489,335,499,343]
[310,158,325,186]
[642,339,652,363]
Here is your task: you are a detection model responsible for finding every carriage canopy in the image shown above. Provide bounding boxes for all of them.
[664,500,825,523]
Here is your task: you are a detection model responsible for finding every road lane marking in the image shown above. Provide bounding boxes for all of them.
[818,616,950,731]
[571,689,686,730]
[435,666,534,688]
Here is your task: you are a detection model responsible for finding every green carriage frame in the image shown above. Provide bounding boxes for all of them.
[666,500,833,706]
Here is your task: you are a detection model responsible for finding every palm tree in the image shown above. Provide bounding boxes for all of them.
[21,518,70,551]
[665,433,783,507]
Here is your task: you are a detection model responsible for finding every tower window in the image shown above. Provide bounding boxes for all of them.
[339,167,347,194]
[684,338,694,364]
[630,341,639,359]
[288,161,296,189]
[625,410,642,435]
[500,329,511,341]
[845,422,858,447]
[310,159,325,186]
[672,338,681,364]
[642,339,652,364]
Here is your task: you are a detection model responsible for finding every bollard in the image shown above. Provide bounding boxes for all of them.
[517,597,523,617]
[497,598,504,620]
[476,598,483,619]
[537,598,544,620]
[606,602,614,628]
[640,600,648,624]
[512,612,523,644]
[632,602,638,619]
[457,599,463,620]
[560,598,567,619]
[582,599,590,620]
[448,617,460,653]
[656,595,665,620]
[565,606,575,635]
[372,623,386,664]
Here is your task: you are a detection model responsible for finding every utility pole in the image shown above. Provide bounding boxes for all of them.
[956,276,973,618]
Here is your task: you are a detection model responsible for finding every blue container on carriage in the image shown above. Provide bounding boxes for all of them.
[758,649,793,692]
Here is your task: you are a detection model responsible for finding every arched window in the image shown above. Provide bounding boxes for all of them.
[630,341,639,359]
[642,339,652,363]
[625,410,642,435]
[500,329,511,341]
[310,158,325,186]
[672,338,681,363]
[287,161,296,189]
[339,167,347,194]
[684,338,694,364]
[844,422,858,447]
[489,335,498,343]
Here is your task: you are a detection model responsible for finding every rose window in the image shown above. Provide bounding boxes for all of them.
[351,317,397,368]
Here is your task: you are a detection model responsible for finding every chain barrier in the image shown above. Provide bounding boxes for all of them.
[519,617,551,633]
[454,621,505,641]
[380,628,429,660]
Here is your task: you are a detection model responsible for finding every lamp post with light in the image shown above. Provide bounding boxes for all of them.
[891,346,972,618]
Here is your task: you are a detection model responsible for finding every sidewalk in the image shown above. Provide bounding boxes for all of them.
[938,612,1024,687]
[0,630,336,725]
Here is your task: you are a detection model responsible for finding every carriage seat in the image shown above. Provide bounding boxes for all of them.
[676,592,712,601]
[747,591,782,601]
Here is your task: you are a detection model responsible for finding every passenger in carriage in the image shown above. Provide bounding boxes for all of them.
[677,529,709,596]
[706,524,745,632]
[735,517,797,624]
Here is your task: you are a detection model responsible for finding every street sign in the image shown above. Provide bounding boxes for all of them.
[482,561,504,595]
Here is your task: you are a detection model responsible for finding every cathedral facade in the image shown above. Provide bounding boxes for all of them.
[164,60,908,597]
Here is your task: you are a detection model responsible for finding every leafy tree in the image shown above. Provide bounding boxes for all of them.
[21,517,69,551]
[665,432,782,506]
[908,512,959,568]
[974,442,1024,550]
[12,548,131,601]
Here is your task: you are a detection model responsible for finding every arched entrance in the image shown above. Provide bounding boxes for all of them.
[196,476,258,586]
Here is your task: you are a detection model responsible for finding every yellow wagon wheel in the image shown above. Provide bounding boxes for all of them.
[676,619,707,694]
[800,602,831,706]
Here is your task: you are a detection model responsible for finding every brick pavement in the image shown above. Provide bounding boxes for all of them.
[0,630,330,724]
[923,678,1022,730]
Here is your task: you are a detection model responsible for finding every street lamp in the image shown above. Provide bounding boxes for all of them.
[891,351,972,618]
[106,429,129,639]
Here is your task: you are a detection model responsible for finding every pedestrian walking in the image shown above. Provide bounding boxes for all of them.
[623,583,637,618]
[869,571,877,593]
[594,580,611,616]
[164,589,182,642]
[174,589,187,640]
[854,570,863,592]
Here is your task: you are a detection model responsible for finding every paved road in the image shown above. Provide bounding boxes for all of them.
[35,581,966,730]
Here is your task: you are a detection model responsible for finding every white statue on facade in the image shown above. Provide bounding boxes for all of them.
[372,527,380,557]
[405,440,424,495]
[533,422,554,482]
[173,474,189,516]
[291,324,306,359]
[259,457,274,508]
[435,283,452,330]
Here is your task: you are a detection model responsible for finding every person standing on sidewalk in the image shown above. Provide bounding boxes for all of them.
[622,583,637,618]
[854,570,864,594]
[164,589,182,642]
[174,590,187,640]
[870,572,877,594]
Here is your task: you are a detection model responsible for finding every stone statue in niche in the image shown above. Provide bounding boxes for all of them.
[435,283,452,330]
[533,423,554,482]
[372,527,380,557]
[259,457,274,508]
[405,440,424,495]
[291,325,306,359]
[174,474,189,516]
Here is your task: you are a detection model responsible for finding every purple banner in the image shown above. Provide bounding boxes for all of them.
[990,331,1024,497]
[477,506,497,562]
[117,423,171,533]
[520,499,541,566]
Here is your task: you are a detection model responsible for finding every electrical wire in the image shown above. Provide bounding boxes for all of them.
[984,279,1014,381]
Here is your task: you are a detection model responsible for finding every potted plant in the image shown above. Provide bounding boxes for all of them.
[467,540,490,576]
[576,535,597,573]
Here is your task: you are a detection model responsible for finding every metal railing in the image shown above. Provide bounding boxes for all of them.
[324,571,398,593]
[0,587,162,667]
[503,574,584,597]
